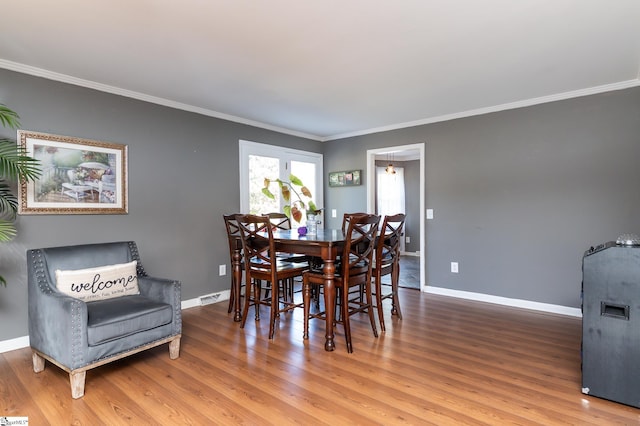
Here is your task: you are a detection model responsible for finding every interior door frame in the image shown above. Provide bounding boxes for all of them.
[366,143,425,291]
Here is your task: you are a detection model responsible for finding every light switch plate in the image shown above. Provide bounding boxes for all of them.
[451,262,459,273]
[427,209,434,219]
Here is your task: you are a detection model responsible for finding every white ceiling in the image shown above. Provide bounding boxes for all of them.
[1,1,639,141]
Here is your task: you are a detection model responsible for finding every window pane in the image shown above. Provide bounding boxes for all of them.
[249,154,279,214]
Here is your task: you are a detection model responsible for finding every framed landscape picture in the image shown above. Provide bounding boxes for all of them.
[18,130,128,214]
[328,170,361,187]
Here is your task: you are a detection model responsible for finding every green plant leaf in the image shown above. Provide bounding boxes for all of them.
[0,104,20,129]
[0,140,42,182]
[289,174,303,186]
[0,219,17,242]
[308,201,317,212]
[0,182,18,219]
[261,187,275,199]
[283,205,291,218]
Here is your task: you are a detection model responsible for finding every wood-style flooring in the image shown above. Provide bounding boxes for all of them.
[2,290,639,425]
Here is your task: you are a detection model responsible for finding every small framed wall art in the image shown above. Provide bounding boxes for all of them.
[328,170,361,187]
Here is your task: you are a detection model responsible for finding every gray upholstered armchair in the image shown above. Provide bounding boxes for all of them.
[27,241,182,398]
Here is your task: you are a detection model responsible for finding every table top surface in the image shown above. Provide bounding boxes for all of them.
[271,228,346,244]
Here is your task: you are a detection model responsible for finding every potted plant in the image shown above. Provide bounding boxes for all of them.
[0,104,41,285]
[262,174,320,224]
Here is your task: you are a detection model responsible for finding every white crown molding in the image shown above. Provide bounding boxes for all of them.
[0,59,322,141]
[425,286,582,318]
[3,59,638,144]
[324,79,640,141]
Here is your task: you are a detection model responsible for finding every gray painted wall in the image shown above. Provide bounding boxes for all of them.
[0,69,322,341]
[2,67,639,342]
[324,87,640,308]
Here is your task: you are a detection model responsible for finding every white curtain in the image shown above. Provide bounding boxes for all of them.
[376,166,406,217]
[377,166,406,251]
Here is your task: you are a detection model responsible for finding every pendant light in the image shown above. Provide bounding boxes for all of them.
[385,152,396,175]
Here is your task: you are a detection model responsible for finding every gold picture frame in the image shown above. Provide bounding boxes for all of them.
[18,130,128,215]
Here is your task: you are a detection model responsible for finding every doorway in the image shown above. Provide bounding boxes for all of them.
[366,143,425,291]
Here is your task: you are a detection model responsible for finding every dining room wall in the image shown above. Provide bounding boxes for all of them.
[0,68,323,342]
[323,86,640,309]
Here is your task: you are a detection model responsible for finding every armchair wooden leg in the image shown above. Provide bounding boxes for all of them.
[32,352,45,373]
[70,371,86,399]
[169,337,181,359]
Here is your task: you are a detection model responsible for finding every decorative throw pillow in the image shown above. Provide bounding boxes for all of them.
[55,260,140,302]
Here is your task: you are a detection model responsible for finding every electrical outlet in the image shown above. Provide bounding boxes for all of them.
[406,236,411,243]
[331,209,337,218]
[427,209,434,219]
[219,264,226,276]
[451,262,459,273]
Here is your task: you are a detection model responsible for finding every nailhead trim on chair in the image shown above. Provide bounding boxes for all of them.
[173,281,182,333]
[128,241,148,277]
[32,250,54,295]
[70,299,84,367]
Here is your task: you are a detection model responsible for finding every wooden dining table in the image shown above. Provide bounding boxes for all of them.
[232,228,345,351]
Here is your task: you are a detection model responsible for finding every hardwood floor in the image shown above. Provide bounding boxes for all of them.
[2,290,639,425]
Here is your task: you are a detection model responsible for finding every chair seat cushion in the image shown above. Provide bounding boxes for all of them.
[87,295,173,346]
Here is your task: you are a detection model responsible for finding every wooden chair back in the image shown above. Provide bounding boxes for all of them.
[236,214,277,280]
[341,214,380,286]
[266,212,291,230]
[376,213,406,271]
[341,212,368,233]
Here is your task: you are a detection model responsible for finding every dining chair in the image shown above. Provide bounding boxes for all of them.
[302,213,380,353]
[236,214,308,339]
[372,213,406,332]
[341,212,368,233]
[266,212,309,301]
[223,214,243,314]
[265,212,307,260]
[338,212,370,306]
[266,212,291,230]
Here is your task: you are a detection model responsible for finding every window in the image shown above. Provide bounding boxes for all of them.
[239,140,323,227]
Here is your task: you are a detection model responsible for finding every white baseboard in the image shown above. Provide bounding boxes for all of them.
[0,290,231,354]
[0,336,30,354]
[181,289,230,310]
[425,286,582,318]
[1,288,578,353]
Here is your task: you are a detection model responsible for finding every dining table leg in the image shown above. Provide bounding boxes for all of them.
[323,258,336,351]
[232,248,242,322]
